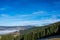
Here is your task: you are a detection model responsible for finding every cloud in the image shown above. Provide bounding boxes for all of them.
[15,15,60,26]
[32,11,47,14]
[0,18,59,26]
[0,30,18,34]
[0,11,60,26]
[0,14,21,21]
[17,14,29,17]
[0,14,60,26]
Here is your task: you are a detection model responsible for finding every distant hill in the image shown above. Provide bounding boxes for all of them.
[20,21,60,40]
[0,25,34,35]
[0,21,60,40]
[0,25,34,30]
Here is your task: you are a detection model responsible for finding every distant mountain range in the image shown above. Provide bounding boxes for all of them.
[0,21,60,40]
[0,25,34,35]
[0,21,60,35]
[0,25,34,30]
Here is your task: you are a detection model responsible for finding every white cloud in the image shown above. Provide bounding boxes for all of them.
[0,14,22,21]
[0,11,60,26]
[0,11,49,20]
[17,14,29,17]
[0,30,18,34]
[32,11,47,14]
[0,18,60,26]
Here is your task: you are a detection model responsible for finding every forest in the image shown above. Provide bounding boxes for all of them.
[20,22,60,40]
[0,22,60,40]
[0,34,20,40]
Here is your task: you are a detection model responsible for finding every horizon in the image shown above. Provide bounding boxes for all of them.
[0,0,60,26]
[0,21,60,35]
[0,21,60,26]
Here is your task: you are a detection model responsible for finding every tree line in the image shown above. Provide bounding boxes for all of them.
[0,22,60,40]
[20,22,60,40]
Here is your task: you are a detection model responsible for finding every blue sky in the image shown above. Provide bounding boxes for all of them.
[0,0,60,26]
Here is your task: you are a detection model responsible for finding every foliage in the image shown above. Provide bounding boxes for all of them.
[0,22,60,40]
[20,22,60,40]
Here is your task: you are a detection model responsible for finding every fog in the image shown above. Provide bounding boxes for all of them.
[0,30,18,34]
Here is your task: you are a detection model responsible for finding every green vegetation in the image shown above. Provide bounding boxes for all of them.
[0,22,60,40]
[1,34,14,40]
[0,33,20,40]
[20,22,60,40]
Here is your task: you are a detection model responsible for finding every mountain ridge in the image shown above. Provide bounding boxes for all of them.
[20,21,60,40]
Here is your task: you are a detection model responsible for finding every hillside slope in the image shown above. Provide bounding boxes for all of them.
[20,21,60,40]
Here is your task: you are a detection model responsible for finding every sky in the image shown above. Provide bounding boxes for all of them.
[0,0,60,26]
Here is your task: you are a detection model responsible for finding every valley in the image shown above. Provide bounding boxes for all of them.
[0,22,60,40]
